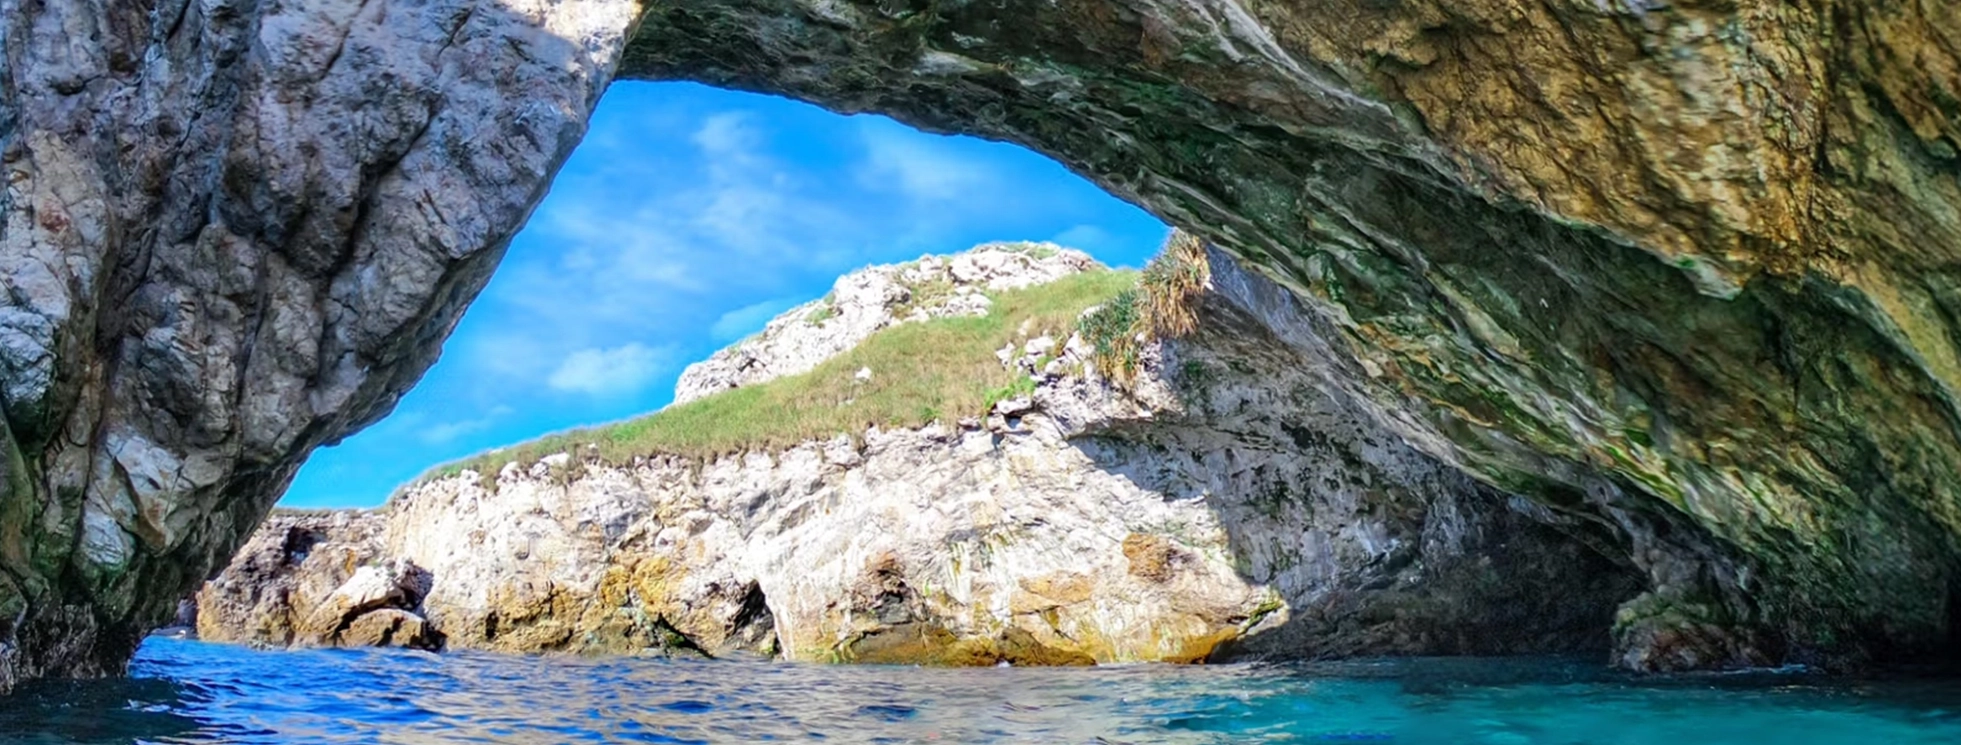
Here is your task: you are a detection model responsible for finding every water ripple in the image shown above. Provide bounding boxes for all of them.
[2,638,1960,743]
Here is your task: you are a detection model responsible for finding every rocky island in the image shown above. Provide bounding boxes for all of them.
[195,242,1635,665]
[3,0,1959,692]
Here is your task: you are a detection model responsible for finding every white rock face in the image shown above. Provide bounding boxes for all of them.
[205,249,1636,664]
[672,243,1096,404]
[388,409,1269,662]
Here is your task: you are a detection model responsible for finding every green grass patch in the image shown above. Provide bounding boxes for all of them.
[805,293,837,326]
[419,269,1139,482]
[1078,288,1142,379]
[1077,230,1210,382]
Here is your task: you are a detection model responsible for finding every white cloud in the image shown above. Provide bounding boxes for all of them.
[1050,224,1114,253]
[284,82,1173,508]
[692,112,759,159]
[547,344,671,396]
[857,121,996,201]
[423,102,1079,416]
[710,297,802,342]
[491,109,863,345]
[421,419,489,445]
[420,405,515,445]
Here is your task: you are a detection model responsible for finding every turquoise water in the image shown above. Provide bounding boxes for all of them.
[3,637,1960,743]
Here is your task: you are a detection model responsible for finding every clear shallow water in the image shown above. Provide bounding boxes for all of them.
[4,637,1961,744]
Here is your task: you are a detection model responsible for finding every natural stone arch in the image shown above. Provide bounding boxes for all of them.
[1,0,1958,690]
[632,0,1961,673]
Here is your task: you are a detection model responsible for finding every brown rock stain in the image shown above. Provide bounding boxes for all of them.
[1122,533,1180,582]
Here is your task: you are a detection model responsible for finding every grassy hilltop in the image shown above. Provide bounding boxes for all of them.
[425,267,1138,480]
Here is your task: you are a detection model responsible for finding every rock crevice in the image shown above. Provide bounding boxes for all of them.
[622,0,1961,671]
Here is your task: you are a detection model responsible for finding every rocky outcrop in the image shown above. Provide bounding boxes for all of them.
[198,247,1636,665]
[675,242,1098,404]
[297,565,442,651]
[4,0,1959,688]
[195,510,440,651]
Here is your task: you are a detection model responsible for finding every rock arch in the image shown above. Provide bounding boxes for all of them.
[2,0,1958,689]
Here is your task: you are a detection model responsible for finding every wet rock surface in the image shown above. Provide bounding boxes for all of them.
[4,0,1960,689]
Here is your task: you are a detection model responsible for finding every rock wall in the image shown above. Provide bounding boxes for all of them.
[623,0,1961,671]
[199,248,1635,664]
[4,0,1959,689]
[0,0,640,691]
[195,509,440,651]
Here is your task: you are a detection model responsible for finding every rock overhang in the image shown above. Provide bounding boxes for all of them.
[620,0,1961,670]
[2,0,1960,691]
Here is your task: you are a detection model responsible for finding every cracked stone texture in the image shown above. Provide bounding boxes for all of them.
[194,509,390,648]
[194,508,443,652]
[622,0,1961,671]
[2,0,1959,690]
[0,0,640,691]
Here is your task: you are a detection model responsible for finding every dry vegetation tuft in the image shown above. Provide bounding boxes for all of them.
[1138,230,1211,338]
[1077,230,1212,382]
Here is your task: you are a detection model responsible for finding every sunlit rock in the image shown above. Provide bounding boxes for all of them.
[673,242,1094,404]
[197,247,1633,666]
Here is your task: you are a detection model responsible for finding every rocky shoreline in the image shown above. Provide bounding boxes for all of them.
[194,510,443,652]
[192,244,1635,666]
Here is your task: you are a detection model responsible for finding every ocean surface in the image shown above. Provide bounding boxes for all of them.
[3,636,1960,744]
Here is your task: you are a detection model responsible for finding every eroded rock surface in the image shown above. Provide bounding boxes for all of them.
[0,0,638,690]
[198,248,1634,665]
[196,510,440,651]
[624,0,1961,671]
[4,0,1960,689]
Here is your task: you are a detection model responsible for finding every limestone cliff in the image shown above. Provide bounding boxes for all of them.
[3,0,1959,689]
[197,245,1634,664]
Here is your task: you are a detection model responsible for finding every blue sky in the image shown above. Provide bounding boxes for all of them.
[281,81,1167,508]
